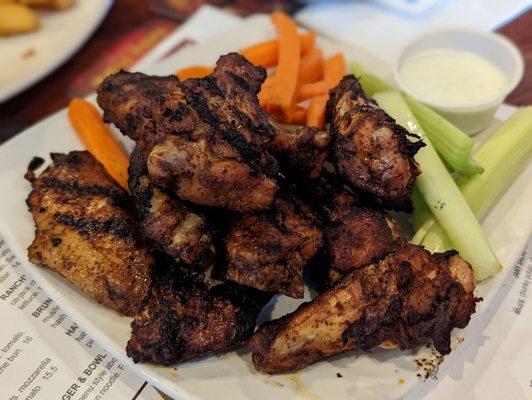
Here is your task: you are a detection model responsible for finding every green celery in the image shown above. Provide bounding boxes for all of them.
[374,90,501,281]
[351,63,393,96]
[417,106,532,254]
[403,94,483,176]
[411,186,431,231]
[456,106,532,217]
[410,218,435,245]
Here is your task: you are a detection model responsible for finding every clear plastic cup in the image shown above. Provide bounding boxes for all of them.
[393,29,524,135]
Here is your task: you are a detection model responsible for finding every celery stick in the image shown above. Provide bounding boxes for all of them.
[411,218,435,245]
[419,223,452,253]
[374,90,501,280]
[351,63,394,96]
[456,106,532,217]
[417,106,532,251]
[404,94,483,176]
[411,186,431,231]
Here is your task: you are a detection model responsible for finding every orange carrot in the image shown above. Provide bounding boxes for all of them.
[298,81,329,101]
[283,105,307,125]
[239,32,315,68]
[262,103,307,125]
[323,53,345,86]
[68,98,129,190]
[298,52,345,101]
[300,32,316,56]
[176,65,214,80]
[299,48,323,84]
[258,76,276,107]
[306,95,329,129]
[262,12,301,109]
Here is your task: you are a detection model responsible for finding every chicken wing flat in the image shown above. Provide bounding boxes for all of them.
[250,244,477,374]
[327,76,424,211]
[25,151,153,316]
[326,192,404,284]
[128,140,215,268]
[225,195,323,298]
[127,269,271,365]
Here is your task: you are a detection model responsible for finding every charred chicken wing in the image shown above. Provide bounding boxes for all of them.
[327,76,424,211]
[98,66,279,212]
[225,195,323,298]
[25,152,152,316]
[97,54,329,213]
[127,269,271,365]
[128,140,215,268]
[250,244,477,374]
[326,192,404,284]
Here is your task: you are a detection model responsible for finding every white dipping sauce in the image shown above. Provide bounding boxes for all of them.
[399,49,507,107]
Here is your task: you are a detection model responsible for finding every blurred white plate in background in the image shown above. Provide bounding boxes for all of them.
[0,0,113,103]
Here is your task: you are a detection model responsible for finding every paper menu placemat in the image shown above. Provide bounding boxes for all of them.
[0,236,162,400]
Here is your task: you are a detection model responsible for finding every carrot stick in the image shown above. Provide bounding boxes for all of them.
[306,95,329,129]
[323,53,345,86]
[298,52,345,101]
[258,76,276,108]
[300,32,316,56]
[262,12,301,109]
[299,48,323,84]
[284,105,307,125]
[239,32,315,68]
[68,98,130,191]
[298,81,329,101]
[176,65,213,80]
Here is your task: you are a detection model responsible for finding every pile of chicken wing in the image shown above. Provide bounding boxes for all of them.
[26,53,478,374]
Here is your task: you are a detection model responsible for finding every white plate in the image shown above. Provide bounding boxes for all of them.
[0,15,530,400]
[0,0,113,103]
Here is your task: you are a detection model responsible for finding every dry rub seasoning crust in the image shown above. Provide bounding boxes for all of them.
[25,151,153,316]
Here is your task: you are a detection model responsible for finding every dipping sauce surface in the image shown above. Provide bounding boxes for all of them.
[399,49,507,107]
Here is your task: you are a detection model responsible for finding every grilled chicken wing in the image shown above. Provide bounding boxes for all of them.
[250,244,477,374]
[326,192,404,284]
[147,134,278,212]
[129,140,215,267]
[97,54,329,213]
[98,67,279,212]
[25,152,152,316]
[211,54,331,178]
[327,76,424,211]
[225,196,323,298]
[127,269,271,365]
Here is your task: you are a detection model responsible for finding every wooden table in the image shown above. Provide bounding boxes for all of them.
[0,2,530,399]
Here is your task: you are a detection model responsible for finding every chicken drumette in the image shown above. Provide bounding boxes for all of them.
[325,192,404,284]
[327,76,424,211]
[127,268,271,365]
[128,139,215,268]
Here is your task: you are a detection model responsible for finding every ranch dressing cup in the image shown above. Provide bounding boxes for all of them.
[394,29,524,135]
